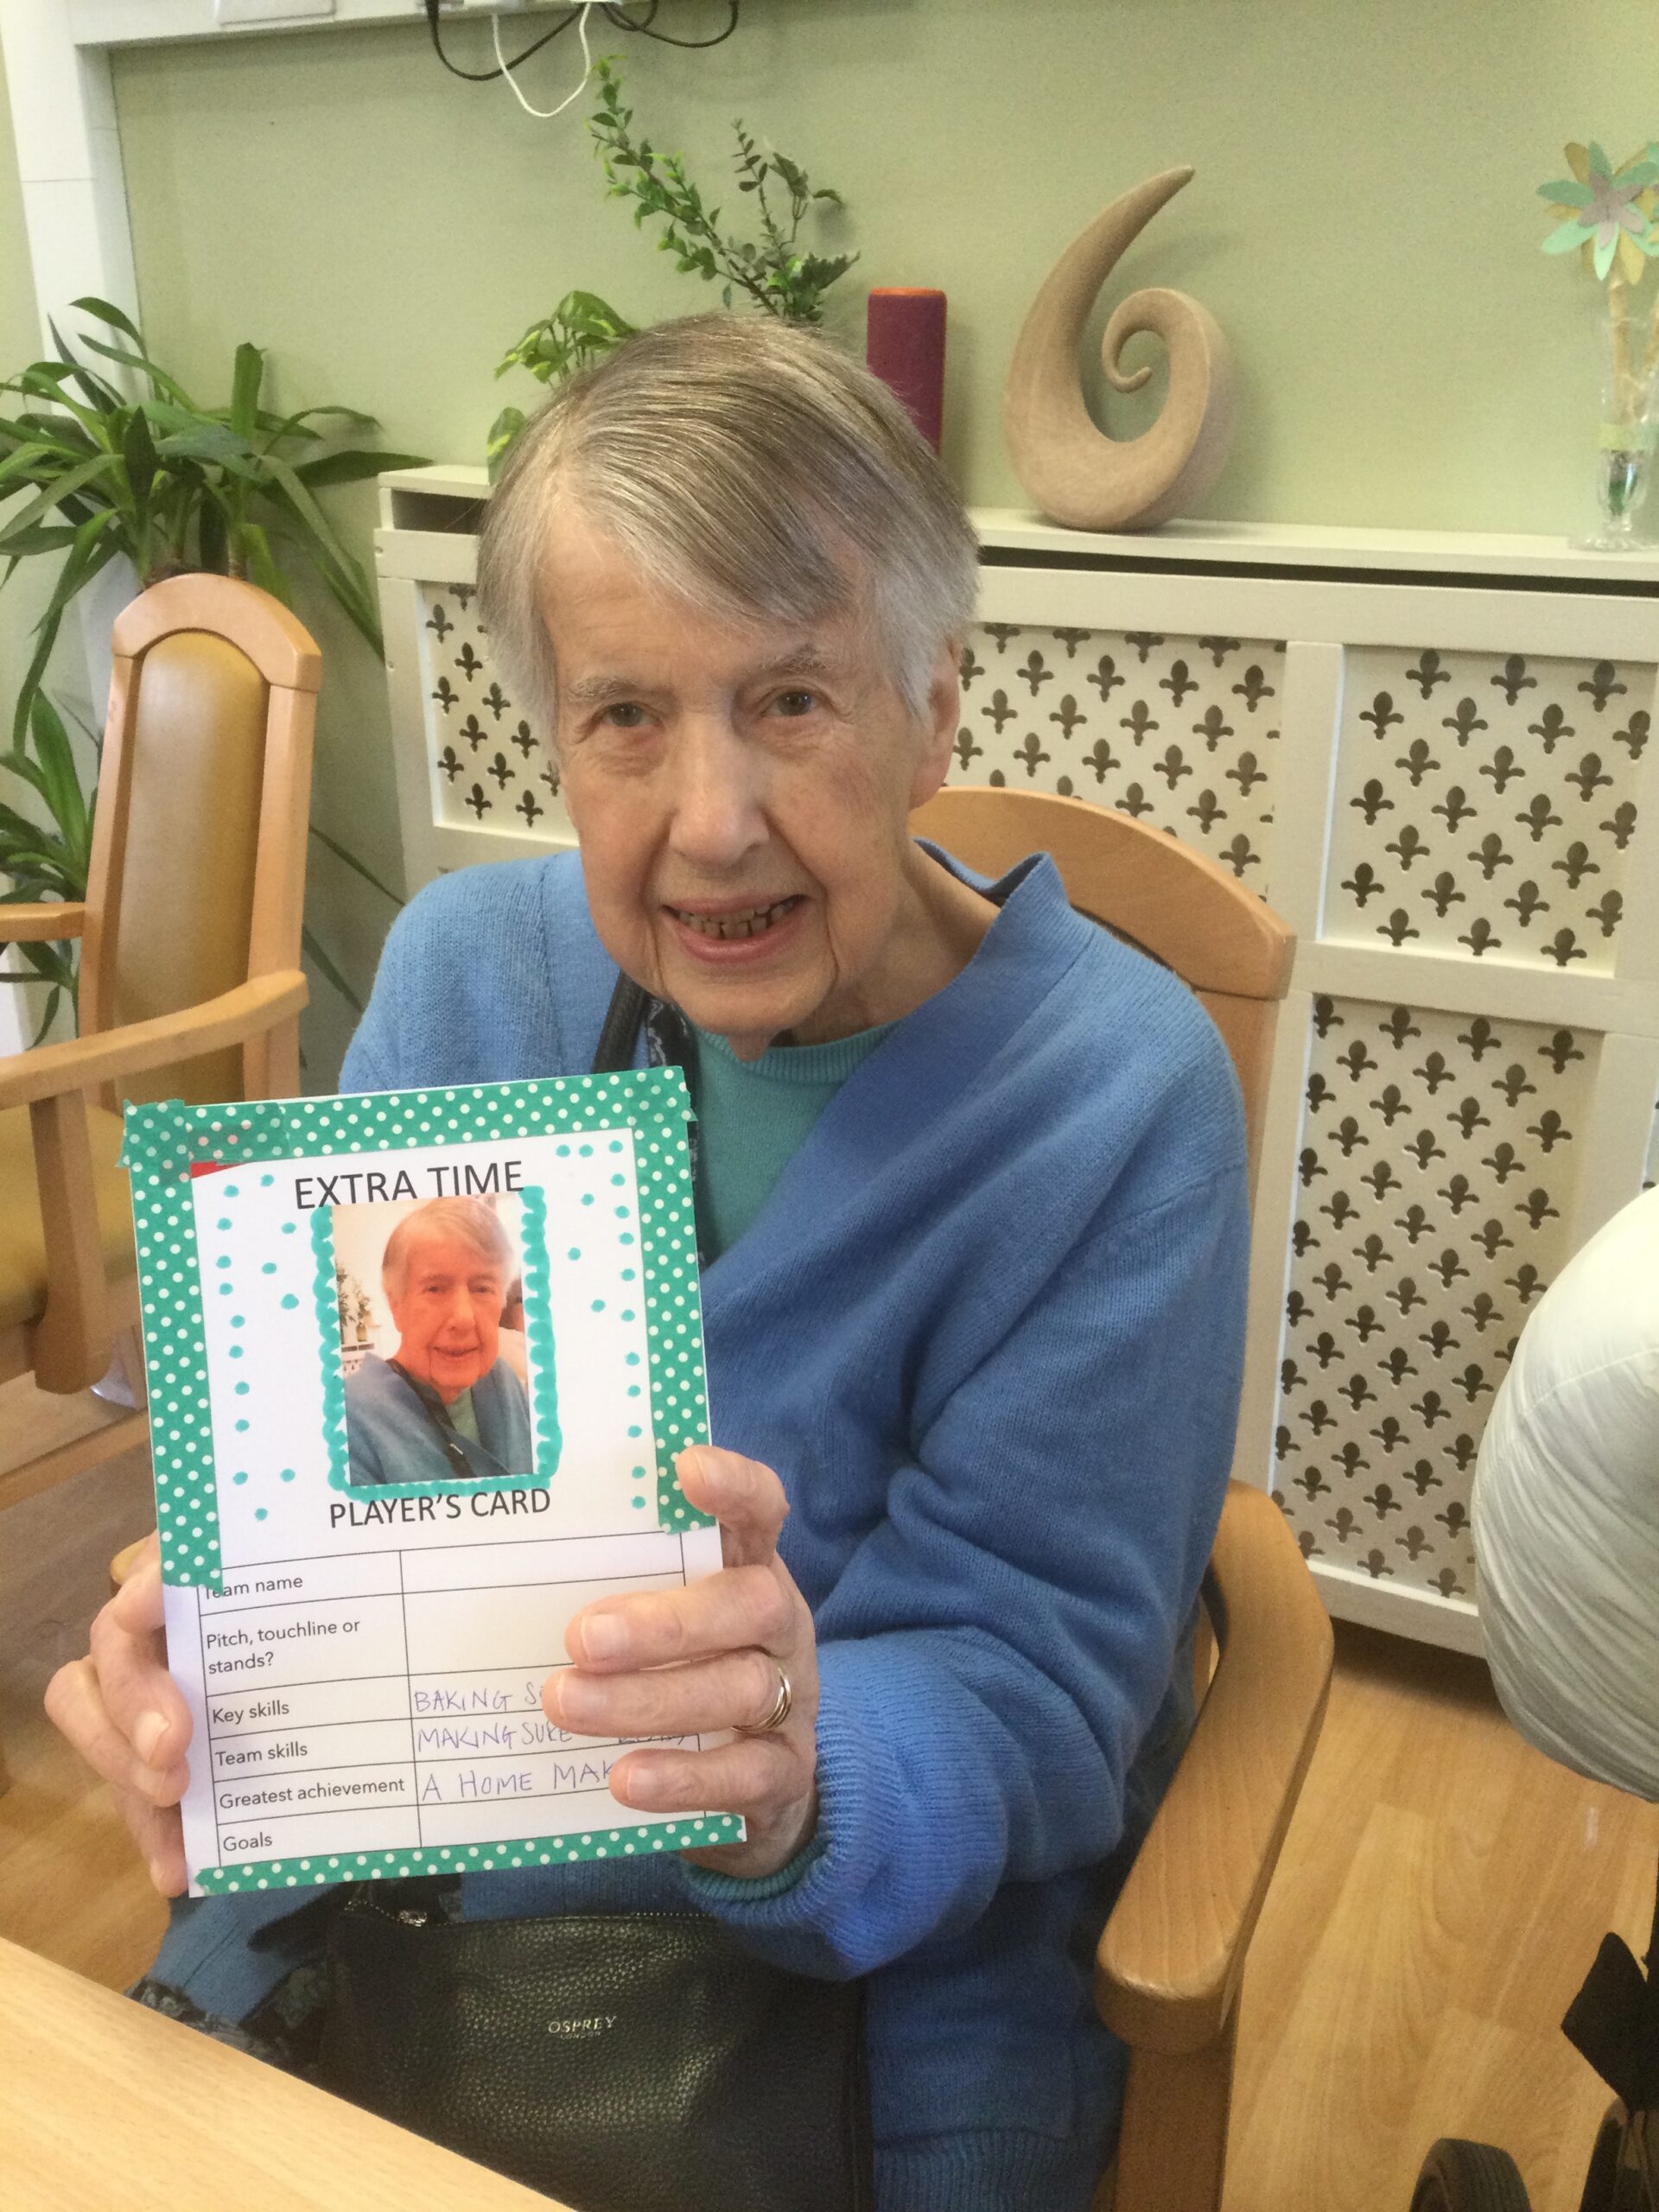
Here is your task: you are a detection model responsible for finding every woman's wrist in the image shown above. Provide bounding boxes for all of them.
[683,1784,819,1880]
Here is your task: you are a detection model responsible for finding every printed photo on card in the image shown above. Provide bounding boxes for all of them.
[118,1069,738,1897]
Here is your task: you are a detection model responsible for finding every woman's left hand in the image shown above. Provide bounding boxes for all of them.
[546,1445,820,1878]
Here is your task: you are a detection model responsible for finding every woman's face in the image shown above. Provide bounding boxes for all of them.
[388,1234,505,1404]
[540,510,961,1060]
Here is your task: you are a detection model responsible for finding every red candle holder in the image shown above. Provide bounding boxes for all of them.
[866,289,947,452]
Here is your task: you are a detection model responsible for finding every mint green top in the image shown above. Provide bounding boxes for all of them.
[448,1386,480,1443]
[691,1020,898,1262]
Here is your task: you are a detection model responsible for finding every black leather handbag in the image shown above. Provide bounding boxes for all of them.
[318,1883,872,2212]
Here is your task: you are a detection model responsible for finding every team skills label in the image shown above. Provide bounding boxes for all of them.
[120,1072,740,1895]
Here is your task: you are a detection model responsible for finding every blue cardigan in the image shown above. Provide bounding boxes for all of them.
[343,1351,532,1485]
[337,843,1250,2210]
[145,843,1245,2212]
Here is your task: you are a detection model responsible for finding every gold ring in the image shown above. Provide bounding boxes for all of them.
[738,1660,792,1735]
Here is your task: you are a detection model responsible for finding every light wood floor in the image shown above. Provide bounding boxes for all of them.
[3,1376,1655,2212]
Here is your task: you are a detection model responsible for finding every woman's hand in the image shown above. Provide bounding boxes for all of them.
[546,1446,819,1879]
[43,1530,193,1897]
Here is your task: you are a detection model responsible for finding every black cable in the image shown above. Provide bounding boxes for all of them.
[605,1,741,45]
[425,1,740,86]
[424,0,582,86]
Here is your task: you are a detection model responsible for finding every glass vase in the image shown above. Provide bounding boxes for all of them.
[1585,280,1659,549]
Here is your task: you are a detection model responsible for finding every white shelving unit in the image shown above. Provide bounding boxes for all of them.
[375,465,1659,1654]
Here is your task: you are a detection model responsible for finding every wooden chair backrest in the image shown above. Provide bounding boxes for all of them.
[79,575,321,1108]
[910,785,1295,1199]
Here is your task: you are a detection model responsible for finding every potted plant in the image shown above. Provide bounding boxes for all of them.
[0,691,97,1042]
[488,60,855,473]
[0,300,423,1033]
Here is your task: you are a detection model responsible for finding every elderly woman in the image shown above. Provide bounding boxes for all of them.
[343,1195,531,1484]
[48,315,1249,2212]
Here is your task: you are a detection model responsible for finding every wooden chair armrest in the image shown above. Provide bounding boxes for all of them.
[1096,1482,1334,2056]
[0,902,86,943]
[0,970,307,1110]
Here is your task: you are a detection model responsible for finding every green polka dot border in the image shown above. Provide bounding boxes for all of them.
[122,1069,712,1586]
[194,1815,745,1895]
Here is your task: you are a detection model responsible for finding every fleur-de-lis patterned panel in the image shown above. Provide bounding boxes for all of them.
[1276,994,1596,1598]
[953,626,1285,893]
[1326,646,1649,970]
[418,586,567,841]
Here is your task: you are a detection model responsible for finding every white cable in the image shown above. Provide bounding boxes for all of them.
[493,1,596,121]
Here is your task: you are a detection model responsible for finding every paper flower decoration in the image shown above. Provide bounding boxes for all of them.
[1539,141,1659,285]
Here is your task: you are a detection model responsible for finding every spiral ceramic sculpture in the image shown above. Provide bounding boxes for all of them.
[1003,167,1234,532]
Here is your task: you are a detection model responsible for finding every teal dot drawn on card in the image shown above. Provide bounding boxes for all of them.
[262,1262,277,1274]
[567,1247,581,1262]
[235,1419,249,1432]
[232,1471,248,1485]
[261,1174,274,1186]
[280,1293,300,1310]
[217,1217,231,1230]
[517,1182,562,1483]
[122,1067,709,1581]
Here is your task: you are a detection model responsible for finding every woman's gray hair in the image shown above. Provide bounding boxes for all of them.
[477,313,980,725]
[382,1197,515,1300]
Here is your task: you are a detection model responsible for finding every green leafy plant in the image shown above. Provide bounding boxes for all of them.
[489,60,855,476]
[489,290,639,476]
[0,296,427,743]
[0,299,419,1039]
[0,691,97,1042]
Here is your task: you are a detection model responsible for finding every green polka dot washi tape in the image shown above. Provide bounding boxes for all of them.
[194,1815,745,1895]
[124,1069,713,1586]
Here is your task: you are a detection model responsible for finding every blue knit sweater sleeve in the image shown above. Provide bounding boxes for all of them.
[340,855,588,1093]
[685,1135,1249,1977]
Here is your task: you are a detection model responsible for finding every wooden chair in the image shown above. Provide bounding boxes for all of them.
[911,785,1334,2212]
[0,575,318,1516]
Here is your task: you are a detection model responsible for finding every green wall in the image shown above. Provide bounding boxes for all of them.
[16,0,1659,1073]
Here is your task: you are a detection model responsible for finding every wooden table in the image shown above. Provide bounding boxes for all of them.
[0,1936,568,2209]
